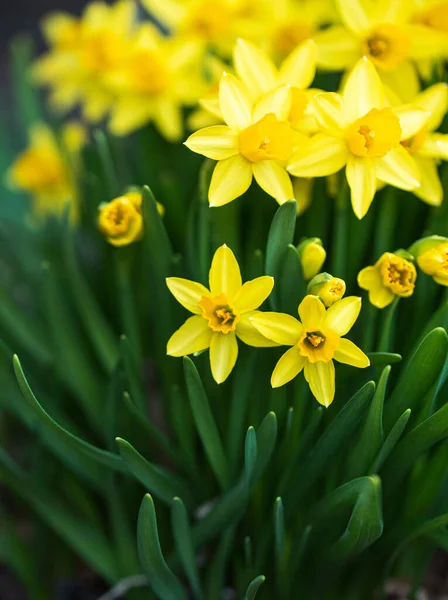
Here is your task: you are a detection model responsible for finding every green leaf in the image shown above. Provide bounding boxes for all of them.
[346,367,390,480]
[93,129,120,198]
[244,426,257,490]
[370,409,411,473]
[205,527,234,600]
[279,244,305,315]
[171,498,203,600]
[274,497,285,569]
[245,575,266,600]
[265,199,297,309]
[384,328,448,432]
[142,185,173,276]
[138,494,187,600]
[367,352,402,366]
[183,357,228,490]
[116,438,193,506]
[10,36,42,132]
[13,355,127,476]
[120,334,145,412]
[253,411,278,481]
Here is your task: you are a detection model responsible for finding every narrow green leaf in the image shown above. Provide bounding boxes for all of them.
[10,35,42,131]
[245,575,266,600]
[370,409,411,473]
[171,498,202,600]
[138,494,187,600]
[115,250,141,358]
[253,411,278,481]
[183,357,228,490]
[205,528,234,600]
[245,427,257,490]
[384,328,448,432]
[116,438,192,506]
[279,244,305,315]
[367,352,402,366]
[142,185,173,275]
[93,129,120,198]
[120,334,146,412]
[274,497,285,567]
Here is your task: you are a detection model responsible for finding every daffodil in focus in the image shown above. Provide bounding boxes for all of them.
[358,252,417,308]
[166,245,277,383]
[107,24,203,139]
[288,58,427,218]
[185,73,295,206]
[410,235,448,286]
[297,238,326,280]
[399,83,448,206]
[98,190,164,247]
[8,122,85,219]
[250,295,369,406]
[315,0,448,96]
[307,273,346,307]
[33,1,136,122]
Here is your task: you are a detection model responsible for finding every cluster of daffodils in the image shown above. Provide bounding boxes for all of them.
[166,244,368,407]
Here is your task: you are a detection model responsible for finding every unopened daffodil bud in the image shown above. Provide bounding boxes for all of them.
[307,273,346,307]
[410,236,448,287]
[298,238,326,280]
[358,252,417,309]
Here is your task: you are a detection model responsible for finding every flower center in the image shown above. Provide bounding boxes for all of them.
[239,113,294,163]
[99,199,137,236]
[413,2,448,32]
[345,108,402,158]
[80,31,124,73]
[297,328,339,363]
[379,255,416,296]
[362,24,410,70]
[198,294,240,333]
[129,51,169,94]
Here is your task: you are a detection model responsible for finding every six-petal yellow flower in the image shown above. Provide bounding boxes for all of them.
[358,252,417,308]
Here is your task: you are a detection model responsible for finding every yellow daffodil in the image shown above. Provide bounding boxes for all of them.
[315,0,448,97]
[250,295,369,406]
[185,73,295,206]
[98,190,164,247]
[297,238,326,280]
[33,1,136,122]
[107,23,203,139]
[358,252,417,308]
[412,0,448,35]
[288,58,427,218]
[166,245,277,383]
[398,83,448,206]
[8,122,85,219]
[307,273,346,307]
[411,236,448,286]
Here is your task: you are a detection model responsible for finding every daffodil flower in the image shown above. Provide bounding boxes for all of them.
[411,236,448,286]
[358,252,417,308]
[307,273,346,307]
[287,58,427,218]
[250,295,369,406]
[185,73,295,206]
[166,245,277,384]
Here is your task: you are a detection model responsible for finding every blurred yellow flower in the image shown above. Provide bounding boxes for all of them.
[8,122,85,219]
[166,244,277,383]
[417,243,448,286]
[185,73,295,206]
[250,295,369,406]
[33,1,137,122]
[358,252,417,308]
[107,23,204,139]
[308,273,346,307]
[288,58,426,218]
[297,238,326,280]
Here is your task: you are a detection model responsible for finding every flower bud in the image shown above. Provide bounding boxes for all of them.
[410,236,448,287]
[307,273,346,307]
[98,194,143,247]
[297,238,326,281]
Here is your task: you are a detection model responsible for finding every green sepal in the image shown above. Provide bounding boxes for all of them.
[408,235,448,257]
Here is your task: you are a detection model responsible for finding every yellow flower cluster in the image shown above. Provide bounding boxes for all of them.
[166,244,368,407]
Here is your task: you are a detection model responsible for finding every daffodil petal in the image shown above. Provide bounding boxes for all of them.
[393,106,430,141]
[313,92,346,137]
[210,331,238,384]
[209,155,253,207]
[271,347,306,388]
[209,244,242,297]
[315,26,359,70]
[249,312,303,345]
[407,24,448,59]
[278,39,317,89]
[369,286,395,309]
[358,266,381,290]
[184,126,239,160]
[233,276,274,312]
[375,146,420,191]
[346,156,376,219]
[336,0,371,33]
[236,311,280,347]
[219,73,252,131]
[288,134,348,178]
[153,100,183,142]
[415,83,448,132]
[334,338,370,368]
[324,296,362,336]
[343,58,386,121]
[166,278,210,314]
[293,177,313,216]
[304,361,335,407]
[412,156,443,207]
[233,38,277,97]
[252,161,294,205]
[108,99,150,136]
[420,134,448,160]
[298,295,326,329]
[167,315,212,357]
[379,61,420,103]
[253,85,292,122]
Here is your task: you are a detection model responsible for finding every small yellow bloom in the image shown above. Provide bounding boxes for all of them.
[411,236,448,286]
[166,245,277,384]
[297,238,326,280]
[8,122,85,219]
[307,273,346,307]
[185,73,295,206]
[288,58,426,219]
[250,295,369,406]
[358,252,417,309]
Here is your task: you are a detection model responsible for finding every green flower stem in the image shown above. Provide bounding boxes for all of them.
[377,297,400,353]
[331,178,349,278]
[374,187,397,258]
[362,302,378,352]
[115,249,141,361]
